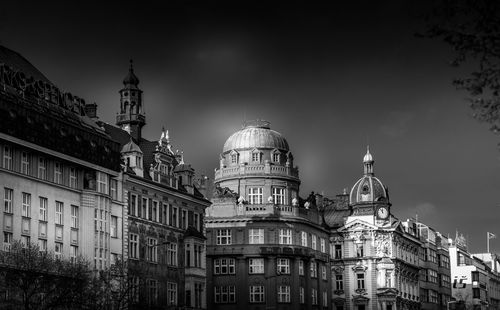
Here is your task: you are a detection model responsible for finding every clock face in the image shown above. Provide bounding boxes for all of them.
[377,207,389,219]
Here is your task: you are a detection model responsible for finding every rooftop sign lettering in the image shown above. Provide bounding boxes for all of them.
[0,63,86,116]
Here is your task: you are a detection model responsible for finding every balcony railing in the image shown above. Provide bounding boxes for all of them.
[215,164,299,180]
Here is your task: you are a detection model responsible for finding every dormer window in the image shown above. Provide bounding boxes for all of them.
[230,151,239,165]
[137,156,142,169]
[272,150,280,163]
[251,149,262,163]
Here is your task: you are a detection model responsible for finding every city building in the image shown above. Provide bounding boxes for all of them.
[100,62,211,309]
[401,220,452,309]
[205,120,332,310]
[448,236,500,309]
[0,45,126,271]
[324,149,421,310]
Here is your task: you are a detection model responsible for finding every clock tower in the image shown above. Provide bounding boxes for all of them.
[348,147,391,226]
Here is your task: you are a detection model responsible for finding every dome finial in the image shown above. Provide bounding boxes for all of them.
[363,146,374,175]
[123,59,140,86]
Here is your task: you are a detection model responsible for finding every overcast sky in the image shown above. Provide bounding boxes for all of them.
[1,1,499,253]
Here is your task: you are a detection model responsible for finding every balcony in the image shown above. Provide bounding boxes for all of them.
[207,202,321,224]
[214,163,299,181]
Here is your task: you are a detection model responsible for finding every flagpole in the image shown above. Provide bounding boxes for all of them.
[487,232,490,253]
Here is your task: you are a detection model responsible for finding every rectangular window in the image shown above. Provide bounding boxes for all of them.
[356,243,364,257]
[4,188,13,213]
[427,269,438,283]
[279,228,292,245]
[336,274,344,290]
[167,242,178,266]
[277,258,290,274]
[251,152,261,162]
[426,248,437,263]
[272,187,285,205]
[214,258,235,274]
[194,213,200,231]
[323,291,328,307]
[129,194,137,216]
[214,286,236,304]
[148,279,158,306]
[216,229,232,245]
[69,167,77,188]
[321,264,327,280]
[249,258,264,274]
[172,206,178,227]
[301,231,308,247]
[97,172,108,194]
[441,274,451,288]
[167,282,178,306]
[335,244,342,259]
[147,238,158,263]
[311,234,317,250]
[311,288,318,305]
[472,288,480,299]
[181,209,187,228]
[71,205,78,228]
[320,238,326,253]
[39,222,47,238]
[3,232,12,251]
[55,201,63,225]
[272,152,280,163]
[21,152,30,174]
[310,261,317,278]
[357,273,365,289]
[21,235,30,248]
[142,198,148,220]
[22,192,31,217]
[248,187,263,204]
[152,201,158,222]
[70,245,78,261]
[110,179,118,200]
[38,239,47,252]
[278,285,291,303]
[249,228,264,244]
[54,162,62,184]
[22,218,30,235]
[39,197,47,221]
[231,154,238,164]
[472,271,479,282]
[249,286,265,303]
[3,146,12,169]
[299,287,305,304]
[129,233,139,259]
[55,242,63,258]
[38,158,46,179]
[429,290,439,303]
[110,215,117,237]
[440,255,450,268]
[299,260,304,275]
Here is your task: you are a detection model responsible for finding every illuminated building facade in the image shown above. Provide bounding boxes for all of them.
[324,150,421,310]
[100,62,210,309]
[0,45,125,272]
[205,120,332,310]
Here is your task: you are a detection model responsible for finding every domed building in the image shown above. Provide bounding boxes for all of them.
[325,148,422,310]
[206,120,332,310]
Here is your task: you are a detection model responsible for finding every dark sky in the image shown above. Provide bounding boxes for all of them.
[1,1,499,254]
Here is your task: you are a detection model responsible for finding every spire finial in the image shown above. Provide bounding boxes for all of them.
[363,146,374,175]
[129,59,134,71]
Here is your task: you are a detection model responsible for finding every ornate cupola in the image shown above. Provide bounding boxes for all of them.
[116,60,145,141]
[349,147,391,223]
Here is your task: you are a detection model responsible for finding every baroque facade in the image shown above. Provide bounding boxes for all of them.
[100,62,211,309]
[205,120,332,310]
[324,149,422,310]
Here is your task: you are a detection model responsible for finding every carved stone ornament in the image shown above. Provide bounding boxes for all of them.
[375,233,392,257]
[292,197,299,207]
[213,184,239,199]
[349,231,365,243]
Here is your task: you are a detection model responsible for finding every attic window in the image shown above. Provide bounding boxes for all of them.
[272,152,280,163]
[251,152,261,163]
[231,154,238,164]
[124,91,129,96]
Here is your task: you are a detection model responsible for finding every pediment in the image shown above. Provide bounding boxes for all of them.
[229,150,239,155]
[338,219,377,232]
[271,148,280,154]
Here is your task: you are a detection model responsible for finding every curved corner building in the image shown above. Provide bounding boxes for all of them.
[205,120,332,309]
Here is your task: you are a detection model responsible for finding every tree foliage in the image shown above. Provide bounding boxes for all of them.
[422,0,500,138]
[0,241,137,310]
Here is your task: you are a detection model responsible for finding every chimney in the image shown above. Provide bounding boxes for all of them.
[85,102,98,119]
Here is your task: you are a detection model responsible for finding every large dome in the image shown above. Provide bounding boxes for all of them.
[223,120,289,153]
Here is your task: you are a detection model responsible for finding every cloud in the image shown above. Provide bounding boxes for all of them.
[413,202,437,219]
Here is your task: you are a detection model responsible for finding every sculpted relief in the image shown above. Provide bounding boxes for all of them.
[375,233,392,257]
